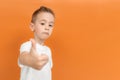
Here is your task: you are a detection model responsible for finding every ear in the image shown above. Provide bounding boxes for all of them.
[29,23,35,32]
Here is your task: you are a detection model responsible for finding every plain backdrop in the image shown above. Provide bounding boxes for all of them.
[0,0,120,80]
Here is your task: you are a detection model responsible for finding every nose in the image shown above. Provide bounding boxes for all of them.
[45,25,49,30]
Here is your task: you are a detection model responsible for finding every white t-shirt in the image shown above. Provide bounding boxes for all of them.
[18,41,53,80]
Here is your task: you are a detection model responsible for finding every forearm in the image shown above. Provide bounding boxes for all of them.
[19,52,47,70]
[19,52,33,67]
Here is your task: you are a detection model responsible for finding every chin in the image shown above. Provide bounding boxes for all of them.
[40,36,49,40]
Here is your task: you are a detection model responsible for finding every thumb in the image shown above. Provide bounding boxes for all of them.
[30,38,36,50]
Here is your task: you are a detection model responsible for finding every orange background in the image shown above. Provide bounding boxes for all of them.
[0,0,120,80]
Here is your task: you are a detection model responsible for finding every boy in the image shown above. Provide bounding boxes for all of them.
[18,6,55,80]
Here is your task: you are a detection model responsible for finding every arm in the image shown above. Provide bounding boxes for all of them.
[19,39,49,70]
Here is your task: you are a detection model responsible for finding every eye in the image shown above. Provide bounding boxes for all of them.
[40,23,45,25]
[49,24,53,27]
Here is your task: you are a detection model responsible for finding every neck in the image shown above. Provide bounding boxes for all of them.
[34,37,45,46]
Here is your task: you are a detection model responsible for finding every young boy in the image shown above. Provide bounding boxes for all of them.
[18,6,55,80]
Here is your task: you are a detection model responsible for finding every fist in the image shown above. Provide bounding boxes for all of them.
[29,39,49,70]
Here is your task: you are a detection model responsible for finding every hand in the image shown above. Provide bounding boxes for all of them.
[29,39,49,70]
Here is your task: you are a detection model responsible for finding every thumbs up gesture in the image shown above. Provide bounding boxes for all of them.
[29,39,49,70]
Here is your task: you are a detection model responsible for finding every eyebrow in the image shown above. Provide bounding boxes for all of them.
[40,19,54,23]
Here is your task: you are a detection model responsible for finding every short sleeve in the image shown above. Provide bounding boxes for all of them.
[18,41,31,68]
[47,47,53,68]
[20,41,31,54]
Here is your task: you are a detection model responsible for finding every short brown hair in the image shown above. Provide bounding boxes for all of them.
[31,6,55,23]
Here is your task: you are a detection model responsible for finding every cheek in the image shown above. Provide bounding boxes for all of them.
[35,26,42,33]
[49,29,53,34]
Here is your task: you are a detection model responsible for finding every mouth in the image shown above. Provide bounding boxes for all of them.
[42,32,49,35]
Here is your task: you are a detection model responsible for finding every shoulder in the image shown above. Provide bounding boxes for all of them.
[20,41,31,47]
[44,45,52,56]
[20,41,32,53]
[44,45,51,52]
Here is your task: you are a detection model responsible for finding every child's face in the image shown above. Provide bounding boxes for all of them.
[30,12,55,41]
